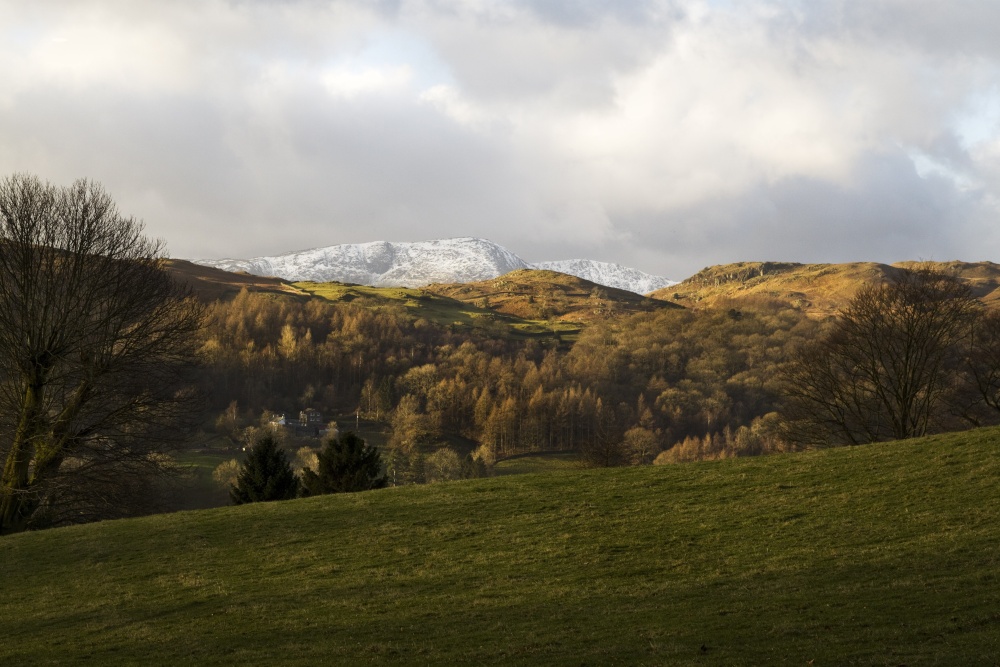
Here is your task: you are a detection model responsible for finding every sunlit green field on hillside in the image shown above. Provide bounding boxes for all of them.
[2,429,999,665]
[293,281,581,340]
[492,451,582,476]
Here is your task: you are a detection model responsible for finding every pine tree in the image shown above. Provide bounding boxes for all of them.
[300,431,387,495]
[230,433,300,504]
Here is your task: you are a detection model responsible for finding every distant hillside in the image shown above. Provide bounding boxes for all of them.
[650,260,1000,317]
[163,261,667,341]
[169,255,1000,323]
[896,260,1000,307]
[164,259,308,301]
[425,268,682,323]
[3,428,999,664]
[291,279,584,339]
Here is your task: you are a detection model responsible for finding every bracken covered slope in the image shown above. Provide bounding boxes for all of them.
[426,268,683,323]
[650,260,1000,317]
[163,259,307,301]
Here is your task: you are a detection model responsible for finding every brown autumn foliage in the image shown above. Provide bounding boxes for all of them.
[169,252,1000,483]
[194,287,817,467]
[652,260,1000,318]
[426,268,681,323]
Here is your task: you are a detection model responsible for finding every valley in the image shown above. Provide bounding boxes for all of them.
[7,2,1000,662]
[8,245,1000,664]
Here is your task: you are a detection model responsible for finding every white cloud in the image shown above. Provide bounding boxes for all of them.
[322,65,414,99]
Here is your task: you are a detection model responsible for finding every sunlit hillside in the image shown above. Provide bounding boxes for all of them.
[425,268,681,323]
[651,260,1000,317]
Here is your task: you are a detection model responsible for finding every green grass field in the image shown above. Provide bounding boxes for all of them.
[2,428,1000,665]
[293,281,582,340]
[493,451,582,475]
[169,449,238,511]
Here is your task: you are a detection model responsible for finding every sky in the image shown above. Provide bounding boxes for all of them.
[2,0,999,280]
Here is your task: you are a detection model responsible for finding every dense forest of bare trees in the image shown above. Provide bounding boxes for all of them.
[196,263,1000,477]
[196,289,819,467]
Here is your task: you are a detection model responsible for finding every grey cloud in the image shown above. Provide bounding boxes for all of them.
[247,91,538,247]
[0,0,998,281]
[413,2,680,106]
[515,0,674,27]
[602,150,986,279]
[778,1,1000,58]
[0,87,243,211]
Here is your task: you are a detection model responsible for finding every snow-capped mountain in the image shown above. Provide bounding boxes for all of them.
[533,259,677,294]
[196,237,675,294]
[199,238,529,287]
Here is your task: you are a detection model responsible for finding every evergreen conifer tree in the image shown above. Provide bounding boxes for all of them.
[301,431,387,495]
[230,433,299,504]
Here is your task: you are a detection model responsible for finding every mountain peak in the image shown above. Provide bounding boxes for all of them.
[532,259,676,294]
[195,237,675,295]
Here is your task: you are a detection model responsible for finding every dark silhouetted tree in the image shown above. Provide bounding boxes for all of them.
[230,433,299,504]
[782,267,980,445]
[0,174,203,533]
[301,431,387,495]
[963,309,1000,419]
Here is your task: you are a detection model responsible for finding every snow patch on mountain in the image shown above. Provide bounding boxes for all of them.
[532,259,677,294]
[199,237,529,287]
[195,237,676,294]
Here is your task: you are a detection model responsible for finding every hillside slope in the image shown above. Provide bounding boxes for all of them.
[3,429,1000,665]
[425,268,682,324]
[164,259,308,301]
[291,279,584,339]
[163,261,584,340]
[651,260,1000,317]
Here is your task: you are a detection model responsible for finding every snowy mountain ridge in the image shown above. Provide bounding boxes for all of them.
[533,259,676,294]
[196,237,676,295]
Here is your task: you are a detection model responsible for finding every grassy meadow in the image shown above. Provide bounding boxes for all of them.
[2,428,1000,665]
[492,451,583,476]
[294,281,582,340]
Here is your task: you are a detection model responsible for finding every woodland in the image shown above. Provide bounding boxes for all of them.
[195,262,1000,485]
[197,288,816,470]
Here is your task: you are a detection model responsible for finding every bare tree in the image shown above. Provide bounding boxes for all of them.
[782,267,981,446]
[0,174,203,533]
[964,309,1000,417]
[582,399,628,467]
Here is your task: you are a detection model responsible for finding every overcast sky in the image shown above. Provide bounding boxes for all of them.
[2,1,999,279]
